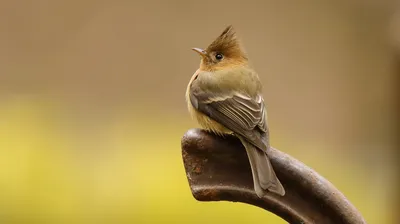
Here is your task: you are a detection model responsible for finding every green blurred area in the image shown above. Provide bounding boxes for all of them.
[0,1,398,223]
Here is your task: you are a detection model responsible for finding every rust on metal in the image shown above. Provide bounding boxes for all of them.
[181,128,367,224]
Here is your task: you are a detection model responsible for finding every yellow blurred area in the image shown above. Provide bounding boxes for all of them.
[0,99,287,223]
[0,98,395,223]
[0,0,398,223]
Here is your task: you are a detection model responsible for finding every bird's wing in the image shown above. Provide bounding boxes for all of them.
[189,89,269,152]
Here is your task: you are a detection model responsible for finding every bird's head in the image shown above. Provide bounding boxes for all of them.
[192,25,248,71]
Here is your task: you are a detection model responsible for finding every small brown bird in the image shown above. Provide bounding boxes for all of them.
[186,25,285,197]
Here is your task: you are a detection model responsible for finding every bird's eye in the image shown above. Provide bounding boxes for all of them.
[215,53,223,60]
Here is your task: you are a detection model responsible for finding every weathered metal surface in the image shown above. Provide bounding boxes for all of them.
[181,128,367,224]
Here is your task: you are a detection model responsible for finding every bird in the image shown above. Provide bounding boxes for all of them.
[185,25,285,197]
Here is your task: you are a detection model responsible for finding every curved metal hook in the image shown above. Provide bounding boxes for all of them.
[181,129,366,224]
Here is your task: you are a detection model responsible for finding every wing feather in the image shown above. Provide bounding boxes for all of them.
[190,90,269,151]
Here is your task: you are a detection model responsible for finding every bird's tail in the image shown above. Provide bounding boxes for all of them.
[238,137,285,197]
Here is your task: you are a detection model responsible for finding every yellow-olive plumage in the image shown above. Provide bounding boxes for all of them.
[186,26,285,197]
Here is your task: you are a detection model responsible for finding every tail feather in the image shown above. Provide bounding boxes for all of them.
[238,137,285,197]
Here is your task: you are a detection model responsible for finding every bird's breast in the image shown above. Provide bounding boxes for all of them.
[186,70,232,136]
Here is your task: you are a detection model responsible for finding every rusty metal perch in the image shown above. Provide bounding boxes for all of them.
[181,128,367,224]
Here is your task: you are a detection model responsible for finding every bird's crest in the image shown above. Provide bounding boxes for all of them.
[206,25,247,60]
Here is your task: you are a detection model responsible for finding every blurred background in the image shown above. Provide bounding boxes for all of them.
[0,1,399,223]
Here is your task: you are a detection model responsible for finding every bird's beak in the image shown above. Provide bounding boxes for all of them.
[192,48,206,57]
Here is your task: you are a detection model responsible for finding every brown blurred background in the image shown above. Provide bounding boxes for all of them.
[0,1,399,223]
